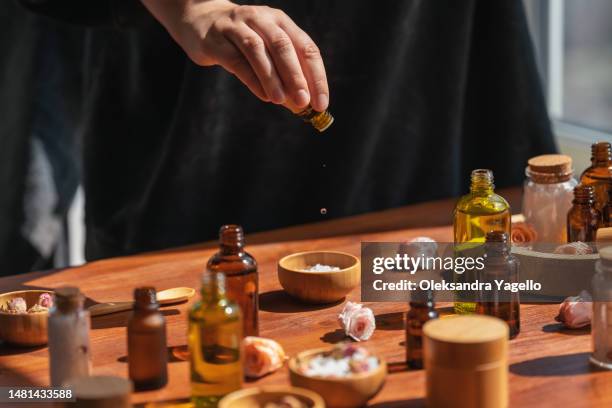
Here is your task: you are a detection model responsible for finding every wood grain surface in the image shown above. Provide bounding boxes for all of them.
[1,190,611,407]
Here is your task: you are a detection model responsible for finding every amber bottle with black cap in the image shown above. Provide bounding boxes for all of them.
[207,225,258,336]
[567,185,601,243]
[405,289,438,369]
[127,287,168,391]
[581,142,612,215]
[477,231,520,339]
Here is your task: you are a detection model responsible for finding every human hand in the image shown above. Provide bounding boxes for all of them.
[141,0,329,112]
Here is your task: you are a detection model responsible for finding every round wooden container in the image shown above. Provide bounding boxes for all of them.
[423,315,509,408]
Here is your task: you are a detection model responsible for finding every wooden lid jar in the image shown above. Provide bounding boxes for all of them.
[423,315,509,408]
[526,154,573,184]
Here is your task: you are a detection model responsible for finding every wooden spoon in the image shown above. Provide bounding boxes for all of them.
[88,287,196,317]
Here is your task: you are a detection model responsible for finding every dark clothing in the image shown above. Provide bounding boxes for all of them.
[20,0,556,260]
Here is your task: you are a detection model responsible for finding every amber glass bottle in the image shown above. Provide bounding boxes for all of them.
[207,225,258,337]
[189,273,242,408]
[476,231,520,339]
[453,169,511,314]
[580,142,612,216]
[405,290,438,369]
[127,287,168,391]
[567,185,600,243]
[603,183,612,228]
[296,105,334,132]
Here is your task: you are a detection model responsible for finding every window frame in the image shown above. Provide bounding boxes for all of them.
[524,0,612,147]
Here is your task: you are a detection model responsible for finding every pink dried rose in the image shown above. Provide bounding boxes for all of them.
[511,223,538,245]
[37,293,53,308]
[555,290,592,329]
[553,242,593,255]
[338,302,376,342]
[242,336,286,378]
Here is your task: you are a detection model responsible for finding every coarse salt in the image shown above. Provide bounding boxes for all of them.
[302,264,341,272]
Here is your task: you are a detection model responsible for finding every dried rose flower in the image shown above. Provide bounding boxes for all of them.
[338,301,376,342]
[37,293,53,308]
[511,223,538,245]
[555,290,592,329]
[553,242,593,255]
[242,336,286,378]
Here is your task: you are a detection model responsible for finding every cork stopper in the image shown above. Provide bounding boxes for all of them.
[526,154,573,183]
[54,287,83,313]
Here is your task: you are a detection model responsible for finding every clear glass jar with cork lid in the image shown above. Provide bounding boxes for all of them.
[522,154,577,243]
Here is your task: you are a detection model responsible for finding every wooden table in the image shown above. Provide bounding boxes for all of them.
[1,190,611,407]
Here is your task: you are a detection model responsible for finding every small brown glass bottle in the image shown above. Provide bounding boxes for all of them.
[580,142,612,215]
[296,105,334,132]
[567,185,601,243]
[207,225,258,337]
[127,287,168,391]
[477,231,520,339]
[603,183,612,228]
[405,289,438,369]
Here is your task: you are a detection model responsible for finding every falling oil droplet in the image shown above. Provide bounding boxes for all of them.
[320,208,327,215]
[322,163,326,168]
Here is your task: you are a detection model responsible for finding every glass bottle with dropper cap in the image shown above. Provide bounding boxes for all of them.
[580,142,612,215]
[405,289,438,369]
[207,225,258,336]
[567,185,600,243]
[127,287,168,391]
[189,272,242,407]
[296,105,334,132]
[453,169,511,314]
[477,231,520,339]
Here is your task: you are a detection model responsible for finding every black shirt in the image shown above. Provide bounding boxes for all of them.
[20,0,555,260]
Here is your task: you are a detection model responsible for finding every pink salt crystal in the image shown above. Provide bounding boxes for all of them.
[555,290,592,329]
[553,242,593,255]
[338,302,376,342]
[8,297,27,313]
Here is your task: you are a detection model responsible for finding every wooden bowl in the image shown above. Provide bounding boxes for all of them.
[512,246,599,299]
[288,348,387,408]
[219,386,325,408]
[0,290,52,346]
[278,251,360,304]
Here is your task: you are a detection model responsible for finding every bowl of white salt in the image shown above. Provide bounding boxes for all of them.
[278,251,360,304]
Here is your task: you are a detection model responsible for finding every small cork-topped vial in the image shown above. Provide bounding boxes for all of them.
[296,106,334,132]
[581,142,612,214]
[423,315,508,408]
[523,154,577,243]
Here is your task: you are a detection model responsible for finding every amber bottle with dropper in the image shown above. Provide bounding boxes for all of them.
[127,287,168,391]
[567,185,600,243]
[207,225,258,337]
[405,289,438,369]
[296,105,334,132]
[581,142,612,215]
[477,231,520,339]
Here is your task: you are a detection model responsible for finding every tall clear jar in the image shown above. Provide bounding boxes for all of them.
[522,154,577,244]
[591,246,612,370]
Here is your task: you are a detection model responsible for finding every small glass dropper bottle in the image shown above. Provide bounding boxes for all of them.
[296,105,334,132]
[207,225,258,337]
[405,289,438,369]
[580,142,612,214]
[477,231,521,339]
[127,287,168,391]
[567,185,600,243]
